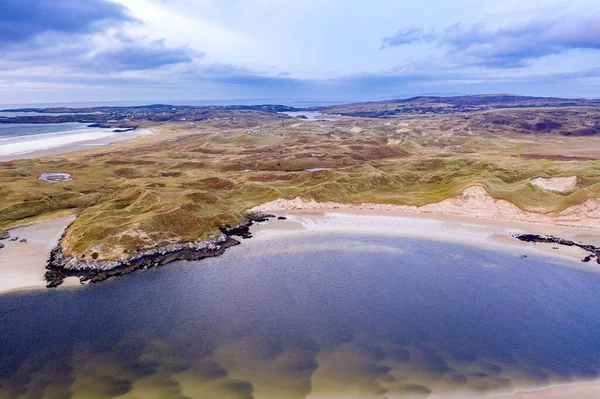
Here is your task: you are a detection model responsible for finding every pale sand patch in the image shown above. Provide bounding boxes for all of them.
[0,216,75,294]
[531,176,577,193]
[249,185,600,229]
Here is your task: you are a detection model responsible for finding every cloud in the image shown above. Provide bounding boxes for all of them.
[0,0,134,45]
[380,28,434,48]
[85,37,201,71]
[0,1,198,73]
[382,6,600,68]
[442,7,600,68]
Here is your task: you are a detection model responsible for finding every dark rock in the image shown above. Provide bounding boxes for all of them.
[220,213,275,239]
[0,243,4,250]
[19,238,27,243]
[277,216,287,220]
[10,237,18,242]
[514,234,599,263]
[0,231,9,240]
[45,236,240,288]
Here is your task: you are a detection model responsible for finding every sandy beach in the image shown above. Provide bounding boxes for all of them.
[0,216,74,294]
[249,186,600,230]
[249,210,598,264]
[4,195,600,295]
[0,128,154,161]
[249,185,600,262]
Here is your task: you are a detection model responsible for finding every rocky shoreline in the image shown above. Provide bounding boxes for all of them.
[34,215,600,288]
[514,234,600,263]
[44,213,275,288]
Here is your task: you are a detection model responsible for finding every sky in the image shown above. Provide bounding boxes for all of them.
[1,0,600,105]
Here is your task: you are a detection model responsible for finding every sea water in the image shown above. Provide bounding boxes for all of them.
[1,233,600,398]
[0,123,116,158]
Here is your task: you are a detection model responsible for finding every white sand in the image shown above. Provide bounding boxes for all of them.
[531,176,578,193]
[0,128,154,161]
[249,210,599,265]
[0,130,118,157]
[0,216,75,294]
[250,185,600,229]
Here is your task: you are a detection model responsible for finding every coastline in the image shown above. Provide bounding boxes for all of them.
[248,186,600,230]
[3,200,600,295]
[249,210,600,264]
[0,127,154,161]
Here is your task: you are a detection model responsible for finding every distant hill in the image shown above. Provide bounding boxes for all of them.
[310,94,600,117]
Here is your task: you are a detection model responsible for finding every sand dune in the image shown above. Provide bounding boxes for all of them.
[250,185,600,230]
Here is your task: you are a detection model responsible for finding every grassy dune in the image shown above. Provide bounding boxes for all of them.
[1,108,600,261]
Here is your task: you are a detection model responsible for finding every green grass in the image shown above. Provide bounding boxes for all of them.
[2,112,600,261]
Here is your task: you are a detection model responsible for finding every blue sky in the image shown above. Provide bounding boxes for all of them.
[1,0,599,104]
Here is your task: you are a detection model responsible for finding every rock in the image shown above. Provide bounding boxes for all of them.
[277,216,287,220]
[19,238,27,243]
[515,234,600,264]
[220,213,275,239]
[10,237,18,242]
[0,231,9,240]
[0,243,4,250]
[45,214,277,288]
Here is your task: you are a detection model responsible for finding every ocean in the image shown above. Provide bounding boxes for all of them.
[1,233,599,398]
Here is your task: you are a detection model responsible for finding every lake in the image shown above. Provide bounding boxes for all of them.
[1,233,600,398]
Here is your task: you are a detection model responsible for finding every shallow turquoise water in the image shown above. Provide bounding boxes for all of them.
[1,234,599,398]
